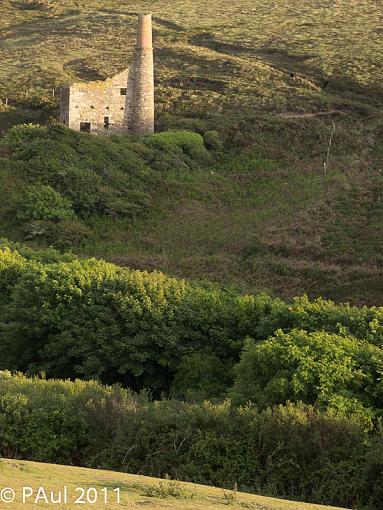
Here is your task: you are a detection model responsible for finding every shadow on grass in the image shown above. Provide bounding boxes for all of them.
[190,32,383,109]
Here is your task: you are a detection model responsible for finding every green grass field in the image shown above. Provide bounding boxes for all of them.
[0,459,350,510]
[1,0,382,107]
[0,0,382,304]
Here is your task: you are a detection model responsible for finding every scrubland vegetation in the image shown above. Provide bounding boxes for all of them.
[0,371,382,509]
[1,242,383,508]
[1,1,383,509]
[1,0,383,303]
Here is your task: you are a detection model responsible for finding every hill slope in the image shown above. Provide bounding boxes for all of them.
[0,459,350,510]
[0,0,383,304]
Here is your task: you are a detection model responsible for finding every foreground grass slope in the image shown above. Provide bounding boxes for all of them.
[0,0,383,304]
[0,460,350,510]
[1,371,380,508]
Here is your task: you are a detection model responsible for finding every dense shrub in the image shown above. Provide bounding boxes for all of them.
[3,123,46,147]
[0,247,32,306]
[1,242,383,406]
[230,330,383,420]
[0,239,76,264]
[361,429,383,508]
[1,240,382,509]
[0,245,244,391]
[171,353,232,401]
[0,124,214,247]
[2,123,155,222]
[48,166,102,216]
[145,130,207,159]
[257,295,383,347]
[16,184,75,223]
[143,130,210,171]
[0,372,379,509]
[0,256,189,387]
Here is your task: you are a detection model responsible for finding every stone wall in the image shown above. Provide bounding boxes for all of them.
[60,70,129,134]
[60,14,154,136]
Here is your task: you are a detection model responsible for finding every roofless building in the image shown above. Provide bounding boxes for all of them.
[60,14,154,135]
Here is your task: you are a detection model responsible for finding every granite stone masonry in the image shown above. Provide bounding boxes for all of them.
[60,14,154,135]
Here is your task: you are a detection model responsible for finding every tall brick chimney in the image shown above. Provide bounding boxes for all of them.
[128,14,154,134]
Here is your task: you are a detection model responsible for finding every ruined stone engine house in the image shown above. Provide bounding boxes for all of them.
[60,13,154,135]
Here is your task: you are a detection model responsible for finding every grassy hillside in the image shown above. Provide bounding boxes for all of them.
[0,0,383,304]
[0,459,350,510]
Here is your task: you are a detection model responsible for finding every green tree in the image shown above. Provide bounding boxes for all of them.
[171,353,232,400]
[230,329,383,417]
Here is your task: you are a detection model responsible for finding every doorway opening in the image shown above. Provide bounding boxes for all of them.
[80,122,91,133]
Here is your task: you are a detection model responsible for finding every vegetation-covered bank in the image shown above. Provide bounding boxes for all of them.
[0,372,382,509]
[1,0,383,306]
[1,2,383,508]
[1,241,383,414]
[1,119,383,307]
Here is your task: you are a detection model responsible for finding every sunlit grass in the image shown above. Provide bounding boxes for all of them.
[0,459,350,510]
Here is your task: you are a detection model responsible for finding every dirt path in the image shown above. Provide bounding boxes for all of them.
[278,110,347,119]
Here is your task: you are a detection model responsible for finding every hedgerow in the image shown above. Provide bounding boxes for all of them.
[0,372,381,509]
